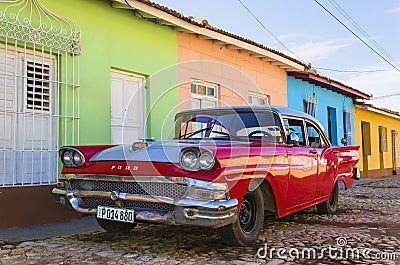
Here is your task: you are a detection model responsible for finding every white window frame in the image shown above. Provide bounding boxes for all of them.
[191,80,218,109]
[248,91,269,107]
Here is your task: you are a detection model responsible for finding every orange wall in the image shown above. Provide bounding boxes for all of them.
[177,32,287,110]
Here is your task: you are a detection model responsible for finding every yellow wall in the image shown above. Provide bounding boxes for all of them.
[354,105,400,177]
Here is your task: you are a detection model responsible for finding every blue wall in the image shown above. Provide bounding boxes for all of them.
[287,75,354,145]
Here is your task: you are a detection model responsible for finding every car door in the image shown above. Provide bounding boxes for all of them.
[285,117,319,209]
[304,120,337,199]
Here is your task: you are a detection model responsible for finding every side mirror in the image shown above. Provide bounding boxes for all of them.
[341,137,348,146]
[287,132,300,146]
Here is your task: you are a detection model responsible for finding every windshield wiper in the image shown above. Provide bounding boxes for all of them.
[180,127,212,139]
[209,131,243,141]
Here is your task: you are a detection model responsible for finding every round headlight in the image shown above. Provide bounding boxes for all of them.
[73,151,83,166]
[181,150,198,170]
[60,148,85,167]
[62,150,73,166]
[199,152,215,170]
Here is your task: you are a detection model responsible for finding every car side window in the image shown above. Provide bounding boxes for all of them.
[285,118,305,146]
[306,121,327,148]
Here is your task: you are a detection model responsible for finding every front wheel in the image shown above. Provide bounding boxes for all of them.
[316,182,339,214]
[218,187,264,246]
[96,218,137,233]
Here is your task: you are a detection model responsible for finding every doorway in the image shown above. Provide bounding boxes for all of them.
[327,107,337,145]
[361,121,371,178]
[110,70,146,144]
[392,130,399,175]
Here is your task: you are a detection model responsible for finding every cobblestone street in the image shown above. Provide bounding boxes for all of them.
[0,177,399,265]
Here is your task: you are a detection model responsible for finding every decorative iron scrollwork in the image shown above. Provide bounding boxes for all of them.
[0,0,81,54]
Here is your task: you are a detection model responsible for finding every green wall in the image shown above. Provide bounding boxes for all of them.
[43,0,178,144]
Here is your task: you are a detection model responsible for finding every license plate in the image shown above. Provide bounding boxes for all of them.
[97,205,135,223]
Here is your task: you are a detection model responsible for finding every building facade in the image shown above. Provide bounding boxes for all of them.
[114,0,308,139]
[0,0,178,228]
[354,103,400,178]
[3,0,387,229]
[287,72,370,146]
[0,0,308,228]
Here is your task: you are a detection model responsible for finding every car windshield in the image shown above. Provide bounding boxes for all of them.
[175,109,284,143]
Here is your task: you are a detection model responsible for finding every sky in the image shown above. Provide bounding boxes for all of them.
[154,0,400,112]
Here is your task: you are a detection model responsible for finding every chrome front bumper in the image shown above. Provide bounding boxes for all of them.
[52,187,238,228]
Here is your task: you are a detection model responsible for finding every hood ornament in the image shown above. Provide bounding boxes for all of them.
[130,137,155,152]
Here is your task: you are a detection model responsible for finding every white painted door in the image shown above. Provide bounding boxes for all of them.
[0,46,57,186]
[111,71,145,144]
[0,47,16,185]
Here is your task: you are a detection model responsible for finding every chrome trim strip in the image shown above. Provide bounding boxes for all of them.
[135,210,170,223]
[66,189,236,207]
[72,190,175,204]
[183,208,236,220]
[61,174,189,184]
[52,188,67,195]
[176,199,238,209]
[62,175,229,192]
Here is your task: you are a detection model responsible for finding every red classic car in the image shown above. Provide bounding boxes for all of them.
[53,106,360,246]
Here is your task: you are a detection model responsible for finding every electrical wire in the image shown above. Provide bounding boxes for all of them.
[371,92,400,100]
[327,0,397,63]
[315,67,392,73]
[236,0,303,61]
[312,0,400,73]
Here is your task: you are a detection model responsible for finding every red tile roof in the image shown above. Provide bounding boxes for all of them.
[355,102,400,118]
[288,71,371,100]
[124,0,310,68]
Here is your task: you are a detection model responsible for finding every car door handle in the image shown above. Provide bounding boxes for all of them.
[333,150,339,154]
[309,150,318,154]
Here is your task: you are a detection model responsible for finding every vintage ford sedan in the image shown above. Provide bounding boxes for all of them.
[53,106,360,246]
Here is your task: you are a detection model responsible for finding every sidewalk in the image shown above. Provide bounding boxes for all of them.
[0,215,100,243]
[0,175,399,244]
[353,174,400,185]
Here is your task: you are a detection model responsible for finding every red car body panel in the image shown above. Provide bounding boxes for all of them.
[61,141,359,218]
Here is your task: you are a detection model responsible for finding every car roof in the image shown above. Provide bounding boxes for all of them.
[176,106,325,128]
[177,106,313,119]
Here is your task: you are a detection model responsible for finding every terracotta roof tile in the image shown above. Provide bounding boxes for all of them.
[355,102,400,118]
[133,0,309,68]
[288,70,371,100]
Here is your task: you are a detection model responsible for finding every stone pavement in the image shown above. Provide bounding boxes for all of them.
[0,176,399,264]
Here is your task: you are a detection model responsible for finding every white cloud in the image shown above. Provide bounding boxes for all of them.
[289,40,351,62]
[340,64,400,111]
[385,6,400,13]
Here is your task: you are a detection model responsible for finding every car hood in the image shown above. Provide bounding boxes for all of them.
[89,139,251,163]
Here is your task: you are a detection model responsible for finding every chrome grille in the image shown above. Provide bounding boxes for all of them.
[69,179,187,199]
[82,197,114,206]
[82,197,174,211]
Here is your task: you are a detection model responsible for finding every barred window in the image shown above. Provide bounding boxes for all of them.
[343,110,352,145]
[26,60,51,112]
[304,93,318,118]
